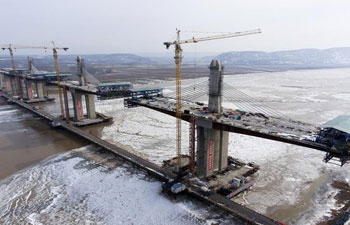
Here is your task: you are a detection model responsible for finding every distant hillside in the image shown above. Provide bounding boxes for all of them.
[1,48,350,75]
[79,54,151,64]
[0,53,150,68]
[52,53,151,65]
[216,47,350,67]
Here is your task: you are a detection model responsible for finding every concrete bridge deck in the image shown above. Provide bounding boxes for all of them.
[1,93,282,225]
[125,97,346,160]
[48,81,98,94]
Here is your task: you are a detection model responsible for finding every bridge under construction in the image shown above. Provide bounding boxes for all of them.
[125,60,349,172]
[0,92,282,225]
[1,47,349,224]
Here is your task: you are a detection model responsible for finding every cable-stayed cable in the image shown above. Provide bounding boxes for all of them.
[223,82,289,119]
[82,67,101,85]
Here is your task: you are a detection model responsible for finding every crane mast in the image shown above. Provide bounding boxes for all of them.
[164,29,261,172]
[52,47,65,118]
[174,30,183,170]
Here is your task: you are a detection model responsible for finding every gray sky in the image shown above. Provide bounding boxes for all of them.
[0,0,349,55]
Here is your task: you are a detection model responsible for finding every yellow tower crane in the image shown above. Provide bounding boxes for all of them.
[164,29,261,172]
[1,43,68,118]
[1,44,24,98]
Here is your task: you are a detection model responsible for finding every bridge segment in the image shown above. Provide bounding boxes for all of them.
[125,97,342,155]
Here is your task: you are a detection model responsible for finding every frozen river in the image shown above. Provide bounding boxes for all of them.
[1,67,350,224]
[98,68,350,224]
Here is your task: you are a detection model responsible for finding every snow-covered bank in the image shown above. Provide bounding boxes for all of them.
[0,146,235,225]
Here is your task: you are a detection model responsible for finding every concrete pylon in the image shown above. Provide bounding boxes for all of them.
[28,57,35,75]
[208,60,223,113]
[77,57,86,86]
[196,60,229,178]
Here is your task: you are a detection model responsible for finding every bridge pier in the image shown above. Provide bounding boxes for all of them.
[196,60,229,178]
[70,88,97,121]
[22,79,53,103]
[67,86,111,126]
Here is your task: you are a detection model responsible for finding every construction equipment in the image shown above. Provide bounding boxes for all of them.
[164,29,261,172]
[51,42,69,118]
[1,43,68,118]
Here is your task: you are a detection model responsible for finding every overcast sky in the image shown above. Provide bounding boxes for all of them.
[0,0,349,55]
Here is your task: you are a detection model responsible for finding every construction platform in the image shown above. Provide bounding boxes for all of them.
[68,112,113,127]
[0,93,282,225]
[163,155,259,200]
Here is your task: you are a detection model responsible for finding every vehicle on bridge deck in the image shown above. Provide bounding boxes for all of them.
[32,72,72,81]
[96,82,133,99]
[124,87,163,107]
[130,87,163,99]
[97,82,133,93]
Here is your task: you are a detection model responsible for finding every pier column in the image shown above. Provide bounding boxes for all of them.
[34,82,38,98]
[36,81,45,99]
[63,87,70,120]
[196,60,229,178]
[4,76,11,94]
[85,94,96,119]
[71,89,84,121]
[10,77,17,96]
[25,80,34,99]
[21,79,28,99]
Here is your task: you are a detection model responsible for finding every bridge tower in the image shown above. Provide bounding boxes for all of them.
[69,57,96,121]
[24,57,35,100]
[196,60,229,178]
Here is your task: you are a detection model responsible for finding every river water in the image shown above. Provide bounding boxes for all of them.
[1,68,350,224]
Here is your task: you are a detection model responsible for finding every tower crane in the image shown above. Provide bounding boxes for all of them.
[164,29,261,172]
[1,43,68,118]
[1,44,23,98]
